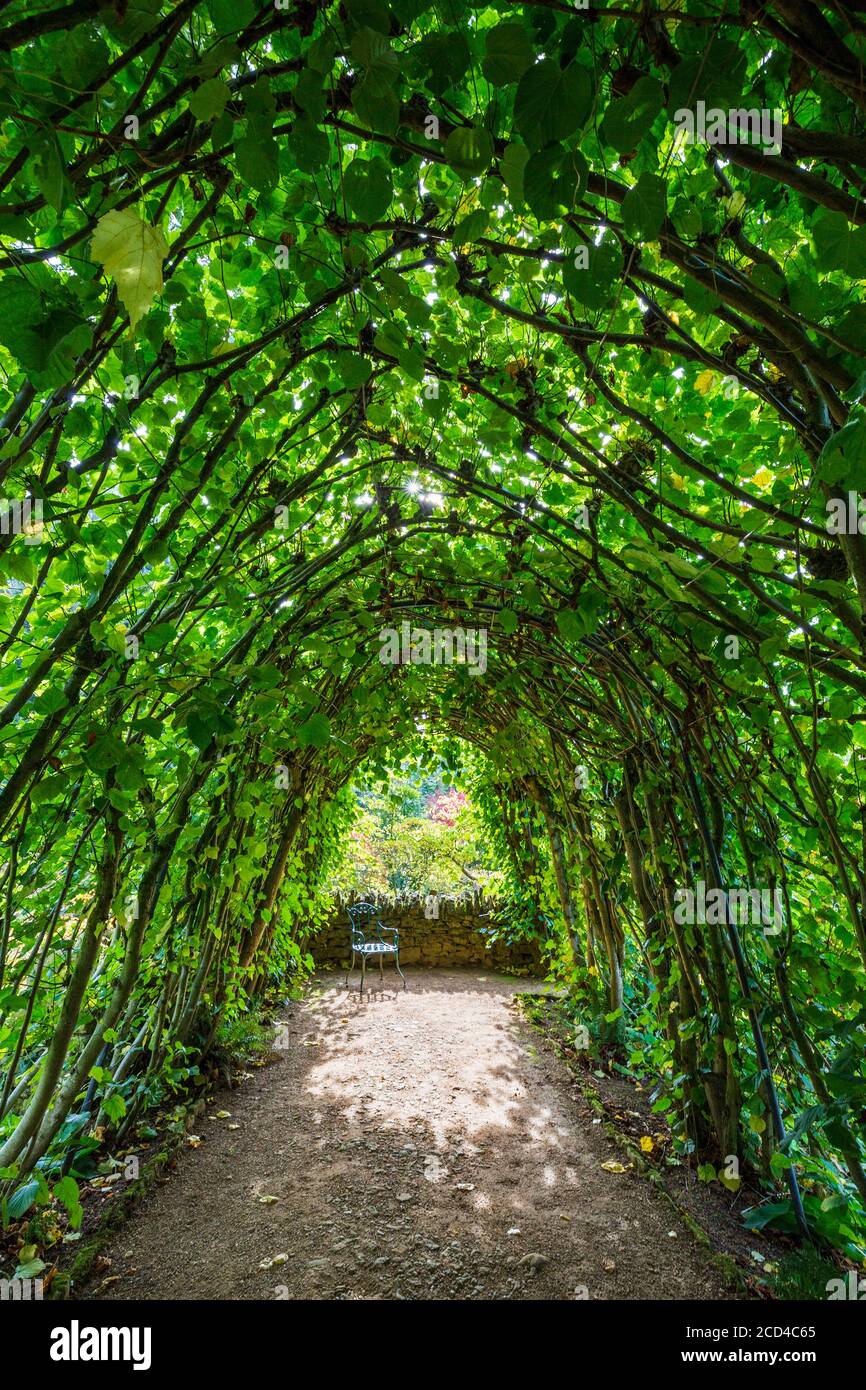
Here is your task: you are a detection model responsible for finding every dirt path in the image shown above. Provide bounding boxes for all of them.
[85,970,734,1301]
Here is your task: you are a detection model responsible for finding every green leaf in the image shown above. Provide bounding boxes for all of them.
[482,22,533,86]
[621,173,666,242]
[343,157,392,220]
[31,775,66,806]
[32,131,71,213]
[453,209,488,245]
[444,126,494,177]
[817,416,866,488]
[812,210,866,278]
[563,230,623,308]
[352,72,399,134]
[53,1176,83,1229]
[235,128,279,192]
[351,26,395,70]
[188,77,231,122]
[208,0,256,34]
[248,664,282,690]
[500,142,529,206]
[601,77,664,154]
[142,621,176,651]
[339,353,373,387]
[524,146,587,221]
[667,46,747,114]
[7,1180,41,1220]
[0,278,91,385]
[345,0,390,34]
[289,117,329,173]
[102,1092,126,1123]
[741,1200,798,1232]
[186,711,215,751]
[555,608,584,643]
[294,68,327,123]
[297,712,331,748]
[514,60,593,150]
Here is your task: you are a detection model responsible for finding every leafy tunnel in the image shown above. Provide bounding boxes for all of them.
[1,0,865,1264]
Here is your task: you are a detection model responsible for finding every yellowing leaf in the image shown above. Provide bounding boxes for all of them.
[695,368,715,396]
[600,1160,629,1173]
[723,190,746,220]
[639,1136,654,1153]
[91,208,169,334]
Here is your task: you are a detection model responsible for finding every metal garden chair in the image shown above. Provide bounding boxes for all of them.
[345,902,407,995]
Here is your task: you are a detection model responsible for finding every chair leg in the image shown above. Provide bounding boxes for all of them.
[395,951,406,990]
[360,954,366,996]
[345,950,356,989]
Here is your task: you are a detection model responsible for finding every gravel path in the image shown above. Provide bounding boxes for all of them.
[85,969,734,1301]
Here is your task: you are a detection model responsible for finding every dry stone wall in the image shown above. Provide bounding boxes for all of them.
[304,899,544,975]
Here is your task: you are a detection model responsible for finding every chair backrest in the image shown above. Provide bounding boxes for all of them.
[347,901,378,927]
[347,901,380,942]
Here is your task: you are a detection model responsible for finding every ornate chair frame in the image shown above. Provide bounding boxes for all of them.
[345,902,407,995]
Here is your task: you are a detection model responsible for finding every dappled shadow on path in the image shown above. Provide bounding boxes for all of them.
[85,969,734,1302]
[303,970,558,1159]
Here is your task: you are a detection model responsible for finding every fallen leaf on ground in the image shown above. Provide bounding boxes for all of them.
[259,1252,288,1270]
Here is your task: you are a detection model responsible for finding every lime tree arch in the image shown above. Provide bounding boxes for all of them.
[1,0,865,1253]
